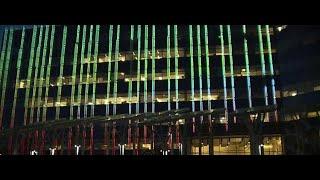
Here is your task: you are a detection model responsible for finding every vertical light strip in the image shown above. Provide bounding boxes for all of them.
[70,25,80,120]
[196,25,203,112]
[128,25,134,114]
[84,25,93,118]
[0,29,9,92]
[127,26,134,148]
[242,25,252,108]
[189,25,195,113]
[106,25,113,116]
[226,25,236,112]
[0,29,9,130]
[265,25,276,106]
[151,25,156,113]
[10,27,26,128]
[143,25,148,144]
[204,25,211,111]
[91,25,100,117]
[143,25,148,113]
[77,26,86,119]
[174,25,180,149]
[174,25,179,110]
[0,31,3,51]
[43,25,55,122]
[112,25,120,115]
[266,25,277,122]
[1,28,13,153]
[257,25,268,106]
[197,25,203,152]
[189,25,196,133]
[219,25,228,122]
[0,28,13,129]
[136,25,141,114]
[30,25,44,124]
[55,26,68,120]
[167,25,171,111]
[36,26,49,123]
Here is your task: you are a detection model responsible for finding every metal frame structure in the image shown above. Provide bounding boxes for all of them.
[0,25,284,155]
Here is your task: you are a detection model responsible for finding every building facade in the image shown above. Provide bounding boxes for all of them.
[0,25,285,155]
[277,25,320,154]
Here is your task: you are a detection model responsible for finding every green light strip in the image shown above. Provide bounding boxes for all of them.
[136,25,141,114]
[242,25,252,108]
[10,27,26,128]
[219,25,228,120]
[43,25,55,122]
[197,25,203,112]
[257,25,268,106]
[0,28,13,129]
[226,25,236,111]
[36,26,49,123]
[91,25,100,116]
[70,25,81,120]
[265,25,276,105]
[77,26,87,119]
[0,29,9,93]
[174,25,179,110]
[151,25,156,113]
[128,25,134,114]
[23,26,37,125]
[204,25,211,110]
[189,25,195,112]
[0,29,8,127]
[144,25,148,113]
[112,25,120,115]
[30,26,44,124]
[167,25,171,111]
[106,25,113,116]
[55,26,68,120]
[84,25,93,118]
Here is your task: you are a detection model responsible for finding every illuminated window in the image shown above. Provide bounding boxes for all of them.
[55,101,67,107]
[191,140,209,155]
[142,144,151,150]
[125,144,133,150]
[290,91,297,97]
[276,25,287,32]
[213,137,250,155]
[307,112,318,118]
[19,81,26,88]
[314,85,320,92]
[263,136,282,155]
[119,56,125,61]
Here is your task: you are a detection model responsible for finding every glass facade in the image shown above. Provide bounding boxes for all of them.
[0,25,285,155]
[190,136,283,155]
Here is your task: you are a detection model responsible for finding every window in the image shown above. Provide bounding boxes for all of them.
[213,137,250,155]
[314,85,320,92]
[263,136,283,155]
[191,140,209,155]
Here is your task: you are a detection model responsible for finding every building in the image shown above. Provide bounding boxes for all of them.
[0,25,301,155]
[277,25,320,154]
